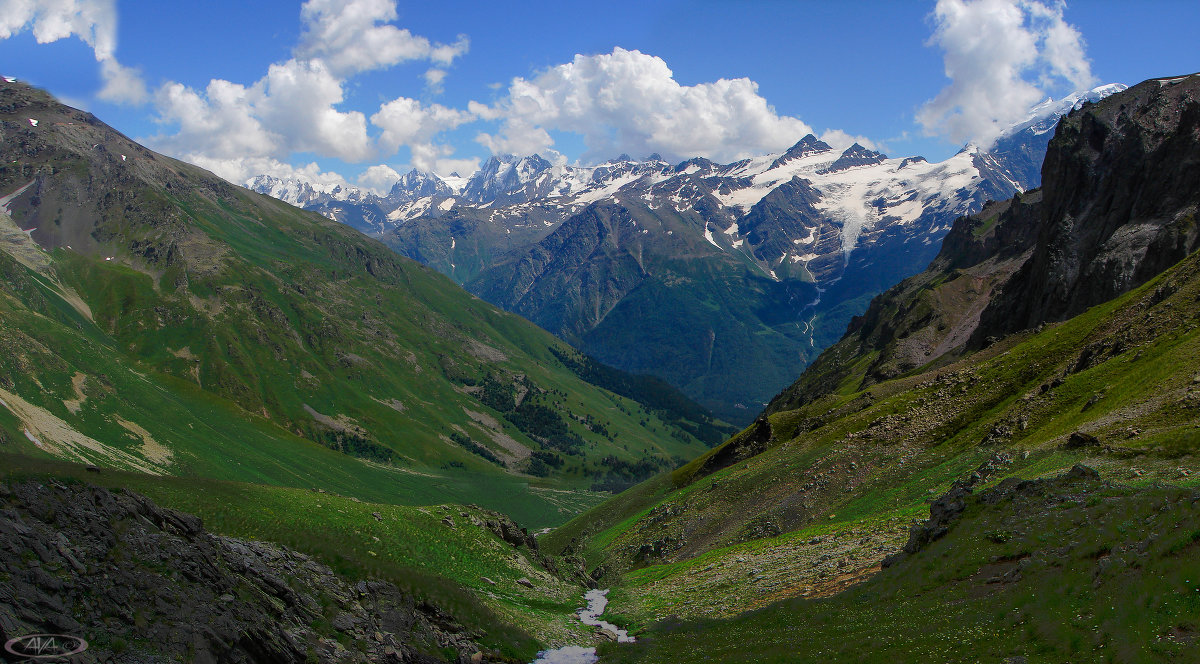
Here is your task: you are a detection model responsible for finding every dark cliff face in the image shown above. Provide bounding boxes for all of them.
[977,74,1200,340]
[0,480,485,664]
[767,74,1200,413]
[765,192,1044,412]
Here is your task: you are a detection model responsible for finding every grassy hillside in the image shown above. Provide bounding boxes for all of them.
[0,80,715,527]
[546,245,1200,629]
[601,468,1200,663]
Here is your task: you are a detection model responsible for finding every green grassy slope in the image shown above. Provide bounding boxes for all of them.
[546,246,1200,625]
[602,469,1200,663]
[0,80,713,526]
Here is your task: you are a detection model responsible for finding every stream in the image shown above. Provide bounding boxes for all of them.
[531,589,634,664]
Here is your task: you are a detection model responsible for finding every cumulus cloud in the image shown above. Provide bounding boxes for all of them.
[150,60,373,183]
[147,0,479,184]
[818,129,881,153]
[371,96,476,173]
[295,0,468,76]
[96,58,147,104]
[0,0,147,104]
[356,164,402,194]
[474,47,814,164]
[918,0,1097,147]
[423,67,447,94]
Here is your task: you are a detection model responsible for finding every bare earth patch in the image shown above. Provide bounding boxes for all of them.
[0,387,165,474]
[62,372,87,414]
[115,416,174,466]
[463,407,530,460]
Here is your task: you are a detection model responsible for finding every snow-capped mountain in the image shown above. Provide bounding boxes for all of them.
[247,84,1125,422]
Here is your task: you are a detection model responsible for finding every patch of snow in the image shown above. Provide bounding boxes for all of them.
[450,237,456,249]
[3,77,15,82]
[723,223,739,235]
[24,429,45,450]
[731,238,744,248]
[120,154,126,162]
[0,181,35,213]
[703,223,721,249]
[438,197,455,211]
[27,118,37,127]
[571,170,644,205]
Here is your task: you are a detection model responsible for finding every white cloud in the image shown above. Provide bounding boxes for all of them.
[96,58,147,104]
[189,155,350,188]
[152,80,279,165]
[295,0,468,76]
[424,67,447,93]
[473,47,814,164]
[150,59,373,178]
[918,0,1097,147]
[146,0,480,185]
[818,129,881,153]
[0,0,116,58]
[371,97,476,173]
[0,0,147,105]
[255,59,373,162]
[356,164,402,194]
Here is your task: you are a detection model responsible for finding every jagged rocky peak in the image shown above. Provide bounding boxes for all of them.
[976,72,1200,340]
[462,153,555,203]
[244,173,361,207]
[388,168,451,200]
[673,156,718,174]
[770,134,835,168]
[818,143,888,174]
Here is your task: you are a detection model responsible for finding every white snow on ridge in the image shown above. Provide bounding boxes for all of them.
[571,171,646,205]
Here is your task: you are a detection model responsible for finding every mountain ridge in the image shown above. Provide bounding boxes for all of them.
[248,85,1126,422]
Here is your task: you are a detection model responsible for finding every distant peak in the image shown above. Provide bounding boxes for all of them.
[769,134,834,169]
[840,143,885,159]
[816,143,887,175]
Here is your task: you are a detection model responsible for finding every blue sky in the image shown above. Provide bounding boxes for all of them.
[2,0,1196,191]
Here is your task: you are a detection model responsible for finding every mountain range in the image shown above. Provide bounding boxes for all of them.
[250,84,1126,421]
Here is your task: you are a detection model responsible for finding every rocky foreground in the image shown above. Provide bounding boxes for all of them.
[0,479,494,663]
